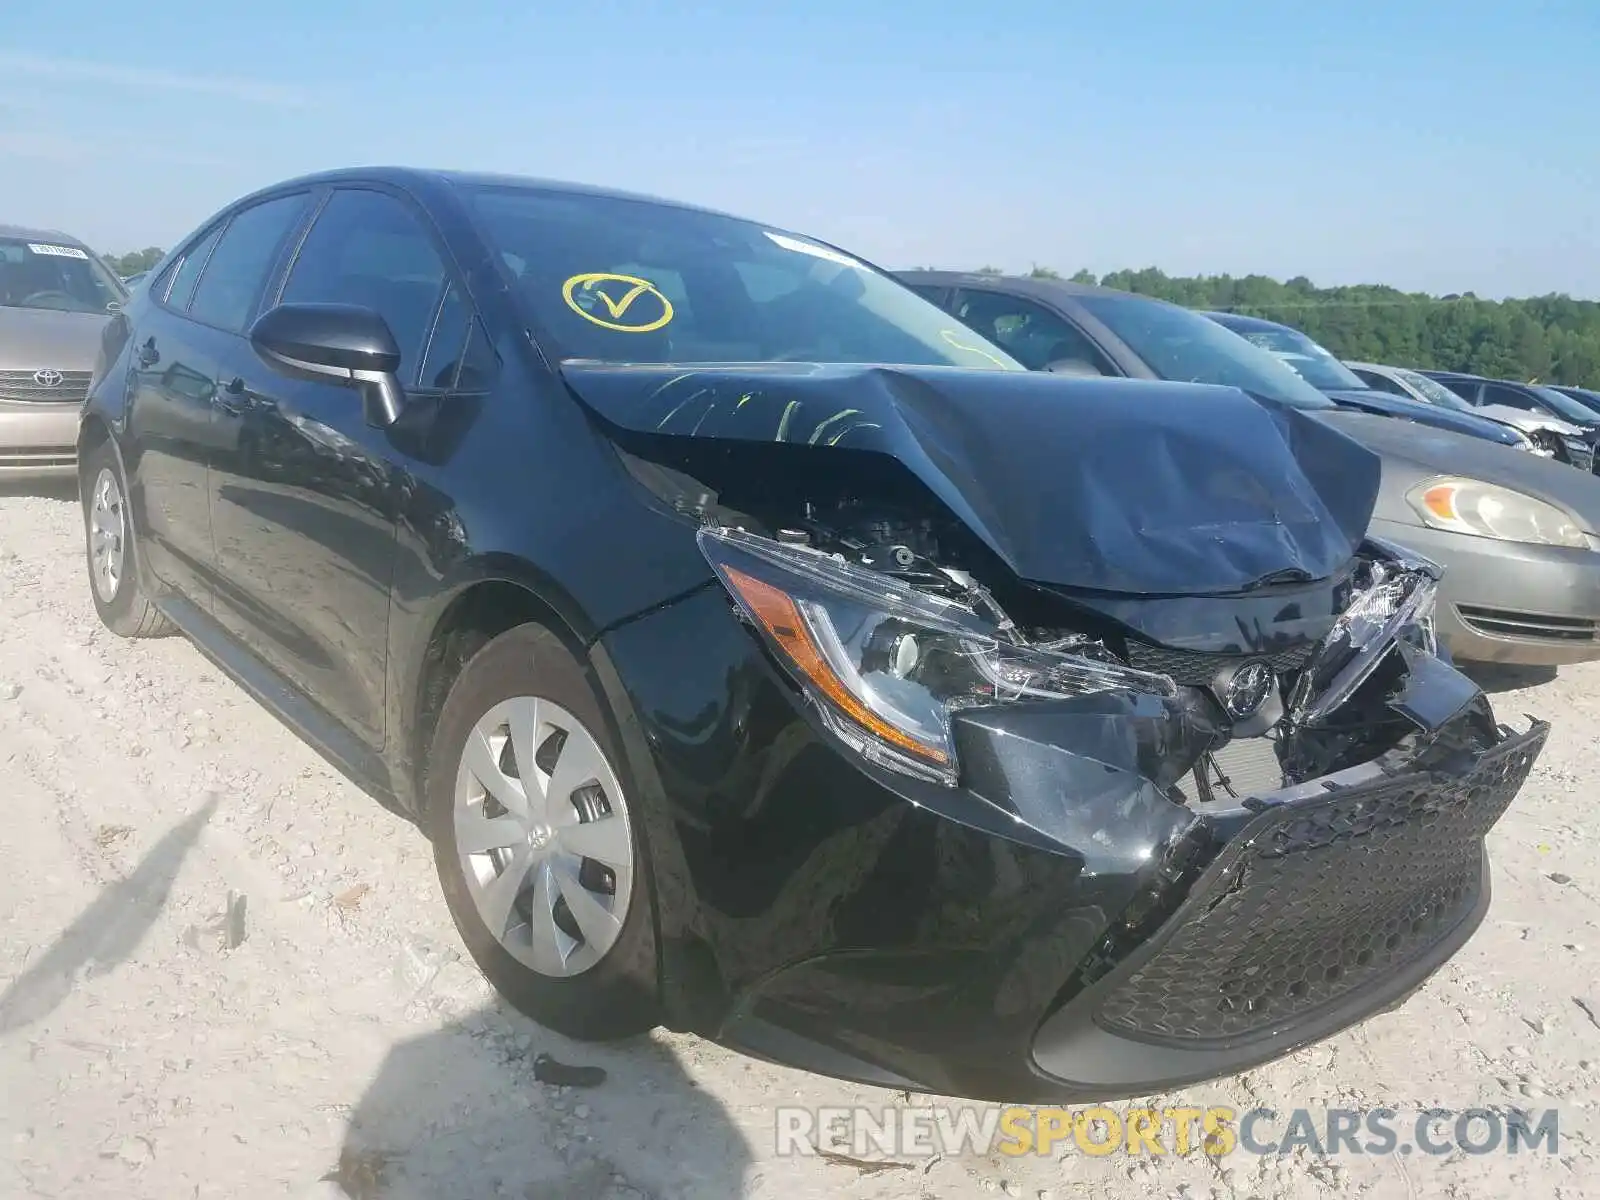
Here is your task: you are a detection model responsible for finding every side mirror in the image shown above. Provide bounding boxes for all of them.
[249,302,405,425]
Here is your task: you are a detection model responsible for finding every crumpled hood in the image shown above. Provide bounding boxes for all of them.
[1474,403,1586,439]
[562,362,1381,596]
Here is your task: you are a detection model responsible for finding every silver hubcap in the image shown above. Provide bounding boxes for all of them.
[454,696,634,977]
[89,467,127,603]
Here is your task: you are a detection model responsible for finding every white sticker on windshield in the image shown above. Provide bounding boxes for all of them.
[28,242,89,260]
[762,230,862,268]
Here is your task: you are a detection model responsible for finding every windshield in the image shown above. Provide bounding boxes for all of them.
[469,188,1024,371]
[1395,368,1473,411]
[1072,293,1334,410]
[0,237,126,314]
[1553,386,1600,417]
[1215,321,1367,391]
[1529,384,1600,423]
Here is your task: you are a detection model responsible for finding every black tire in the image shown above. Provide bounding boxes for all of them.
[425,622,660,1040]
[80,440,173,639]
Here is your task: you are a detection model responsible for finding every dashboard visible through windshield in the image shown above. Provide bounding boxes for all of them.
[0,238,125,314]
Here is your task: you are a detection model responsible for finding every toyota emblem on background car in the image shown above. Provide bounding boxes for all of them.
[32,369,64,387]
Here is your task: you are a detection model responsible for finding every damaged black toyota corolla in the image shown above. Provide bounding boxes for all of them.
[81,169,1546,1102]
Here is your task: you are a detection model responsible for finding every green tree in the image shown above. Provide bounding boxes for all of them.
[104,247,166,277]
[989,265,1600,387]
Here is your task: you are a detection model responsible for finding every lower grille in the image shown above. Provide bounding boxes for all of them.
[1124,641,1313,686]
[0,369,92,405]
[1456,604,1599,644]
[1094,722,1547,1045]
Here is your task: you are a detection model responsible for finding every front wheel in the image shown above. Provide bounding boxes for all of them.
[425,623,660,1040]
[80,440,173,638]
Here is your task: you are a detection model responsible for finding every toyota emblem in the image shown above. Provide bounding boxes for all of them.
[32,369,64,388]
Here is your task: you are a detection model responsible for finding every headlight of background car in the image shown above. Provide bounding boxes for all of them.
[699,526,1175,785]
[1405,477,1587,548]
[1289,543,1439,725]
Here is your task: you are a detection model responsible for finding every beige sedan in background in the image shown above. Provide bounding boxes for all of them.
[1,224,128,478]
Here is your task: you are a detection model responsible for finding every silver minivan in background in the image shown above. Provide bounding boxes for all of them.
[1,225,127,478]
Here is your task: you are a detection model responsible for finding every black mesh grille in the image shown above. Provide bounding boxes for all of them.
[1094,723,1547,1045]
[1123,640,1313,686]
[0,369,92,405]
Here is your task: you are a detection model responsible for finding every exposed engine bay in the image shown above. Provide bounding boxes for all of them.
[726,499,1473,800]
[617,433,1484,813]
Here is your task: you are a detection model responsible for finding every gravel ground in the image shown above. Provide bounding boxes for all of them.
[1,482,1597,1200]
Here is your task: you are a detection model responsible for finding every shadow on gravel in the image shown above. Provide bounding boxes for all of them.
[328,1013,752,1200]
[0,479,78,503]
[0,794,218,1033]
[1459,662,1561,694]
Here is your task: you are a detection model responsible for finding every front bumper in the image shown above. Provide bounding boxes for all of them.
[1371,516,1600,665]
[594,583,1547,1102]
[1033,720,1545,1095]
[0,404,79,478]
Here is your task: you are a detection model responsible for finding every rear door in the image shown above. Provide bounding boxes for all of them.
[124,193,310,604]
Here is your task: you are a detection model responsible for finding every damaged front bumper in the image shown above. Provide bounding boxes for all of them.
[595,576,1548,1103]
[1032,714,1547,1096]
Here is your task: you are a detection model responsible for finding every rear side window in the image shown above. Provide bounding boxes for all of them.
[279,189,448,387]
[189,194,308,332]
[162,223,224,311]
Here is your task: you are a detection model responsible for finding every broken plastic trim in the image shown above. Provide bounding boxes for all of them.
[1287,547,1440,727]
[698,526,1177,785]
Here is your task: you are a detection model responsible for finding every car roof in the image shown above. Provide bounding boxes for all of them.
[1196,310,1292,333]
[234,166,745,222]
[896,269,1184,308]
[0,221,89,245]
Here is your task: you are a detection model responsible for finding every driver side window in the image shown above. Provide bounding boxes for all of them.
[951,290,1108,373]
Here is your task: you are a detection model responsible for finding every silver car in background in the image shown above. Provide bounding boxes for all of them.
[1,224,127,478]
[1345,360,1592,469]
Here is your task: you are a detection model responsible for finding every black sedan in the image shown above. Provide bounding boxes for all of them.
[79,171,1544,1103]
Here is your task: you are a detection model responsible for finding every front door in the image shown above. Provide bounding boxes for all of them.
[208,186,467,748]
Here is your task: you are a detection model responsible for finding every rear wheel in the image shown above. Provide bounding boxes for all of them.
[80,440,173,638]
[425,623,659,1039]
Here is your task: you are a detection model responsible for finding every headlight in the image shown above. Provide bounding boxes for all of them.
[1405,477,1587,548]
[699,526,1175,785]
[1289,545,1439,725]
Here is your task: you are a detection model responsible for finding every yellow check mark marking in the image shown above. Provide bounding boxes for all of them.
[591,281,653,319]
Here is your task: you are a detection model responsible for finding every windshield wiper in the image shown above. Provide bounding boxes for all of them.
[1241,566,1315,591]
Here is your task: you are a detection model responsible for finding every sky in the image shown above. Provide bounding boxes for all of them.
[1,1,1596,299]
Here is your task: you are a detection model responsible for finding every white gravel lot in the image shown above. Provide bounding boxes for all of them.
[0,482,1596,1200]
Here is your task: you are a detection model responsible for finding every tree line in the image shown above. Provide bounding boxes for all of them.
[997,266,1600,388]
